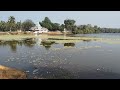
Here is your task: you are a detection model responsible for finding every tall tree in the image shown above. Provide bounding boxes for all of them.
[22,19,35,31]
[7,16,16,31]
[0,21,6,31]
[39,17,53,30]
[51,23,60,31]
[16,21,22,30]
[64,19,76,32]
[43,17,52,23]
[60,24,65,31]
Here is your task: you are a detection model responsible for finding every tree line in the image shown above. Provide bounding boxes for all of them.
[0,16,120,34]
[0,16,35,32]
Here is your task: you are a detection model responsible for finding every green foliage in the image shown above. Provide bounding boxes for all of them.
[74,24,103,34]
[40,17,62,31]
[64,19,76,31]
[64,19,76,26]
[44,17,52,23]
[7,16,16,31]
[51,23,60,31]
[22,19,35,31]
[0,16,120,34]
[0,21,6,32]
[16,21,22,30]
[40,17,53,30]
[60,24,65,31]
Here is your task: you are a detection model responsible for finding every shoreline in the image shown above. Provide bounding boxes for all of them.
[0,65,27,79]
[0,31,72,35]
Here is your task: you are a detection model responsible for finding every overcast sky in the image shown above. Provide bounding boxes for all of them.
[0,11,120,28]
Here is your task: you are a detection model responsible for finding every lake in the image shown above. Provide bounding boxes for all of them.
[0,33,120,79]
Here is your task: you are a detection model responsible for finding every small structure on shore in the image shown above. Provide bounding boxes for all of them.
[63,28,72,34]
[63,28,71,33]
[30,22,48,34]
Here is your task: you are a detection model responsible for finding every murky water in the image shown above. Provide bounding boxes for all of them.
[0,33,120,79]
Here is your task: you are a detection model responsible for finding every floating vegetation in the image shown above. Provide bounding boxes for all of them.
[40,41,56,50]
[64,43,75,47]
[23,38,36,47]
[48,38,71,40]
[48,38,94,42]
[82,39,91,42]
[41,41,55,46]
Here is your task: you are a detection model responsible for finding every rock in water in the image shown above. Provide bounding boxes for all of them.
[0,65,27,79]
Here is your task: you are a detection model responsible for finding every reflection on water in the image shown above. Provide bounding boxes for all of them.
[0,38,37,52]
[0,40,21,52]
[23,38,36,48]
[1,34,120,79]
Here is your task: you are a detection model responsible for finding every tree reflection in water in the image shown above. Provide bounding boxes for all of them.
[0,38,37,52]
[23,38,36,48]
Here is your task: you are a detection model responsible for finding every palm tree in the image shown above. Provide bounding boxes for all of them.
[7,16,16,31]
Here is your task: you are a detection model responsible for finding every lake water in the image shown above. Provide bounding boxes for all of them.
[0,33,120,79]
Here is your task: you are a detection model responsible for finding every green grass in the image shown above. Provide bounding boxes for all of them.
[0,35,36,41]
[0,34,120,44]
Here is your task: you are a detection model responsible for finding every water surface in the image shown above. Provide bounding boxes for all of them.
[0,34,120,79]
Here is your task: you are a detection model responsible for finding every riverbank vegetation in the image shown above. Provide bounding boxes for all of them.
[0,16,120,34]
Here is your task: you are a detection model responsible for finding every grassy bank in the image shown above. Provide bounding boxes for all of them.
[0,34,120,44]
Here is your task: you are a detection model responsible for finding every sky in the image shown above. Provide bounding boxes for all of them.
[0,11,120,28]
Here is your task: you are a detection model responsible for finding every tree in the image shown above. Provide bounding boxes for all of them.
[22,19,35,31]
[64,19,76,26]
[52,23,60,31]
[43,17,52,23]
[59,24,65,32]
[16,21,22,30]
[93,25,101,33]
[71,25,78,34]
[0,21,6,31]
[39,17,53,31]
[64,19,76,33]
[7,16,16,31]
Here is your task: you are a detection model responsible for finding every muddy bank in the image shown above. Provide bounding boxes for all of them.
[0,65,27,79]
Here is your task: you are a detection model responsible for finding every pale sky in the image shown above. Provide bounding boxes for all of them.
[0,11,120,28]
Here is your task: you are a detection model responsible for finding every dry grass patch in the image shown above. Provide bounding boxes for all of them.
[0,65,27,79]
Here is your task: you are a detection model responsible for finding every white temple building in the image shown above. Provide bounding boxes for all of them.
[30,22,48,34]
